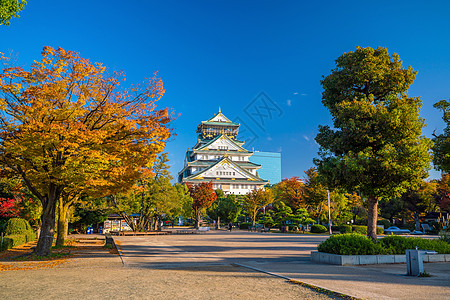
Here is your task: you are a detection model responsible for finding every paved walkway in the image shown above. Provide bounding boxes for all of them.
[115,230,450,300]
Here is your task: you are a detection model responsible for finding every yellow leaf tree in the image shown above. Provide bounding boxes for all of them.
[0,47,172,256]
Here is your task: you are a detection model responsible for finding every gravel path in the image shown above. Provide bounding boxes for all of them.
[0,240,340,300]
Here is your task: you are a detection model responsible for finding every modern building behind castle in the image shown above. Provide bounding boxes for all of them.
[178,109,279,195]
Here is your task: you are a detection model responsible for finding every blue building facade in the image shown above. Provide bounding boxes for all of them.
[249,151,281,185]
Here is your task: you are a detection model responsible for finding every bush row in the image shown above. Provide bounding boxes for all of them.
[1,218,36,251]
[332,225,383,235]
[1,231,36,251]
[5,218,33,235]
[317,233,450,255]
[311,224,327,233]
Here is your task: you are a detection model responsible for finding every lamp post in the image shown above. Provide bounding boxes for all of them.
[327,189,332,235]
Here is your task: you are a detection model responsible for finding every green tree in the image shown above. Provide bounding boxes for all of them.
[433,100,450,173]
[314,46,432,239]
[174,183,193,222]
[208,191,241,226]
[0,0,26,25]
[111,153,179,232]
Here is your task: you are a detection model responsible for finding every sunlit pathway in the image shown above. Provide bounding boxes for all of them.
[115,230,450,300]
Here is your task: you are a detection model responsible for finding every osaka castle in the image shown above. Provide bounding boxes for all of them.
[178,108,268,194]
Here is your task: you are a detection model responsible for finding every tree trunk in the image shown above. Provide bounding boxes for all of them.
[252,209,257,227]
[34,194,58,256]
[56,198,70,247]
[157,215,162,231]
[367,195,378,240]
[153,216,158,231]
[194,209,201,229]
[414,212,420,231]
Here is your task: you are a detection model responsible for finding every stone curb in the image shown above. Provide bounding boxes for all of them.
[311,251,450,265]
[110,236,125,267]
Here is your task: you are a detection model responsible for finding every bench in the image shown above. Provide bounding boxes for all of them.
[248,224,269,232]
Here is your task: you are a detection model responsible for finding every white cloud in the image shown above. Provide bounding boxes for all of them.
[277,146,282,152]
[303,135,310,141]
[301,93,307,96]
[267,136,272,141]
[293,92,298,95]
[287,99,292,106]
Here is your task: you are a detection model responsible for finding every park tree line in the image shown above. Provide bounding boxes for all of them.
[1,45,450,256]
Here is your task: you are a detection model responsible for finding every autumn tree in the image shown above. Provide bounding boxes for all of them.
[303,168,328,222]
[435,174,450,213]
[242,188,275,226]
[274,177,305,209]
[315,46,432,240]
[0,47,172,255]
[111,153,179,232]
[401,181,436,231]
[188,181,217,229]
[0,0,26,25]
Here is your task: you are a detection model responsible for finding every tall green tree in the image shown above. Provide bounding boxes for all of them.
[207,192,242,225]
[433,100,450,173]
[314,46,432,239]
[0,0,26,25]
[111,153,179,232]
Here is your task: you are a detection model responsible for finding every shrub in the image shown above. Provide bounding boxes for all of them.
[379,235,450,254]
[311,224,327,233]
[239,222,252,230]
[1,234,25,251]
[339,225,352,234]
[439,231,450,244]
[318,233,388,255]
[376,226,384,234]
[0,231,36,251]
[351,225,367,235]
[5,218,32,235]
[331,225,340,232]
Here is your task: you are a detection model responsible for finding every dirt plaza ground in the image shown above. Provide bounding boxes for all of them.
[1,231,449,299]
[0,233,339,300]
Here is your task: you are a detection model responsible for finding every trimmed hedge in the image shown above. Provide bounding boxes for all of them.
[317,233,450,255]
[318,233,388,255]
[5,218,32,235]
[311,224,327,233]
[339,225,352,234]
[0,231,36,251]
[379,235,450,254]
[1,218,36,251]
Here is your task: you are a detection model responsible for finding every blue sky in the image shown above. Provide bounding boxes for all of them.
[1,1,449,180]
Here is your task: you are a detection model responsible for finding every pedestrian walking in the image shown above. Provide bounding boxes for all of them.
[228,223,232,231]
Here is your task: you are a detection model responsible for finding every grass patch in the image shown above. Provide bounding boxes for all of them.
[13,252,72,261]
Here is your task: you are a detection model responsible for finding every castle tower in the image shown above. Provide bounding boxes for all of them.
[178,109,268,194]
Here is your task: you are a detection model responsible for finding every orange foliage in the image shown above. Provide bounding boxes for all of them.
[0,46,173,255]
[0,46,173,201]
[276,176,306,209]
